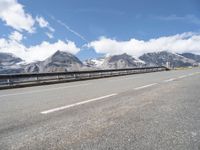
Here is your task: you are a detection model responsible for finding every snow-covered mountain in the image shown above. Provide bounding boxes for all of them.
[101,53,145,69]
[139,51,196,68]
[0,50,199,74]
[180,53,200,63]
[25,50,84,73]
[83,57,105,69]
[24,61,43,73]
[0,52,24,74]
[84,53,145,69]
[0,52,22,66]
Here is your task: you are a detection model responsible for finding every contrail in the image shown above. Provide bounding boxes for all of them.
[51,16,88,43]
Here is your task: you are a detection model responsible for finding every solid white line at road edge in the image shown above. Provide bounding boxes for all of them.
[134,83,158,90]
[0,83,90,98]
[40,93,118,114]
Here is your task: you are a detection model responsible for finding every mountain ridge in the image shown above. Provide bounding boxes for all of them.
[24,50,84,73]
[0,50,199,74]
[139,51,197,68]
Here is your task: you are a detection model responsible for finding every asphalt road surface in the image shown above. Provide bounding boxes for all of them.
[0,68,200,150]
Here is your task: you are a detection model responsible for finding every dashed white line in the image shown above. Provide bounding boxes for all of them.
[41,93,118,114]
[164,78,176,82]
[177,75,187,79]
[134,83,158,90]
[0,83,90,98]
[108,76,139,82]
[188,73,195,76]
[163,72,200,82]
[183,72,198,77]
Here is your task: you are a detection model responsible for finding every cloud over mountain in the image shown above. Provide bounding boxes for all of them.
[88,32,200,57]
[0,0,81,63]
[0,35,80,63]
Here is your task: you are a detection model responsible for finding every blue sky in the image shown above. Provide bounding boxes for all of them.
[0,0,200,62]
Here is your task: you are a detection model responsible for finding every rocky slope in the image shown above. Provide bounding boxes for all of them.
[139,51,196,68]
[84,57,105,69]
[0,50,199,74]
[84,53,145,69]
[180,53,200,63]
[101,53,145,69]
[25,50,84,73]
[0,52,24,74]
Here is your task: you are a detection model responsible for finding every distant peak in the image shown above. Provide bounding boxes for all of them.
[54,50,63,55]
[52,50,72,57]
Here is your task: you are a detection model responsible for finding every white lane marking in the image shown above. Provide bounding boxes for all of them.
[188,73,195,76]
[177,75,187,79]
[41,93,118,114]
[108,76,139,82]
[0,83,90,98]
[134,83,158,90]
[164,78,176,82]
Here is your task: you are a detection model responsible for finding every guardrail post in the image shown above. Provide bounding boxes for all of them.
[7,77,14,86]
[73,74,76,79]
[88,73,90,78]
[99,72,102,77]
[36,76,39,82]
[7,79,11,85]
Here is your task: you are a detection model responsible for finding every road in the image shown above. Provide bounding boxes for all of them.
[0,68,200,150]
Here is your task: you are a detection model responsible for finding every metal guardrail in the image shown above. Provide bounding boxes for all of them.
[0,66,169,89]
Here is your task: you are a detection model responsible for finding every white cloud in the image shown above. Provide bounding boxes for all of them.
[88,32,200,57]
[9,31,23,42]
[0,1,55,37]
[0,37,80,62]
[36,16,48,28]
[0,0,35,33]
[48,26,55,32]
[36,16,55,31]
[36,16,55,38]
[26,40,80,62]
[45,32,53,39]
[0,1,80,62]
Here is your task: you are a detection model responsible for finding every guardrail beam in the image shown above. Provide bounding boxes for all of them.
[0,66,169,89]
